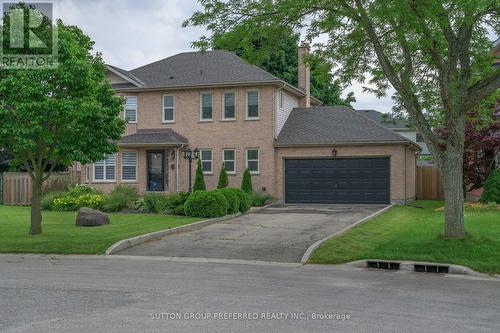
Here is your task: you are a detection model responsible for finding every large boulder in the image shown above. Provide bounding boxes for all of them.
[76,207,110,227]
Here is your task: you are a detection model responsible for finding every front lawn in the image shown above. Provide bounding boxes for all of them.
[309,201,500,274]
[0,205,202,254]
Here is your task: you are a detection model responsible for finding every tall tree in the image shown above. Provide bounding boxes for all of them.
[0,7,125,235]
[185,0,500,238]
[207,22,354,106]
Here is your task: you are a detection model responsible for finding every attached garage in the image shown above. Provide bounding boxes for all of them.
[274,106,420,204]
[285,158,390,204]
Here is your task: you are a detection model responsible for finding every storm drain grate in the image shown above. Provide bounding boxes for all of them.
[414,264,449,273]
[367,261,400,270]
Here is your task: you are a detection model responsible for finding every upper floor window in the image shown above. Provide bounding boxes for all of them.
[279,91,285,109]
[163,95,175,123]
[246,91,259,119]
[201,93,213,121]
[121,151,137,182]
[94,154,116,182]
[246,149,259,174]
[223,92,235,120]
[124,96,137,123]
[200,149,213,174]
[222,149,236,174]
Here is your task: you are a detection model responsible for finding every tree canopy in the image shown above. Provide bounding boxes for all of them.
[205,22,354,106]
[0,6,125,234]
[185,0,500,238]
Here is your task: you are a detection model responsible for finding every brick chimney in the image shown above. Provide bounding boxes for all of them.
[298,42,311,107]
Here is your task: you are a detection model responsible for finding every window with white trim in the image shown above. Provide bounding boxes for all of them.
[246,149,259,174]
[94,154,116,181]
[124,96,137,123]
[222,149,236,174]
[121,151,137,181]
[223,92,235,119]
[246,91,259,119]
[200,149,213,174]
[163,95,175,122]
[201,93,213,120]
[279,91,285,109]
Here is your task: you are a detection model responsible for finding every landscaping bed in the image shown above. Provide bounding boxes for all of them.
[308,200,500,274]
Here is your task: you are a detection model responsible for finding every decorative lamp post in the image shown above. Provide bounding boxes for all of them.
[331,148,338,158]
[182,147,200,192]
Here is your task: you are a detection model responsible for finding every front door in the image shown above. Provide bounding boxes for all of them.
[147,151,166,192]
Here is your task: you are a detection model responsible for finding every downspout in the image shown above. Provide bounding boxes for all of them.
[274,83,286,139]
[175,147,179,192]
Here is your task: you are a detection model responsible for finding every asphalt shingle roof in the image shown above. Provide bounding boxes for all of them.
[109,50,281,89]
[355,109,410,129]
[276,106,412,145]
[119,129,188,145]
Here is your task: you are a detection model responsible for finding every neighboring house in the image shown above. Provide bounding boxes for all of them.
[83,45,419,204]
[355,109,430,155]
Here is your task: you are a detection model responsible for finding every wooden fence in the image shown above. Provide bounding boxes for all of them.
[416,166,444,200]
[1,171,81,206]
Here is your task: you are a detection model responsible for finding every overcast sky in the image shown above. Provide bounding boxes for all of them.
[56,0,495,113]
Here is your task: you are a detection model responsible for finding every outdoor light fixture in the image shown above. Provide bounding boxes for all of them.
[182,146,200,192]
[332,148,338,158]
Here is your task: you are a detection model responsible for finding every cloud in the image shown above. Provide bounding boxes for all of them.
[57,0,396,112]
[58,0,206,69]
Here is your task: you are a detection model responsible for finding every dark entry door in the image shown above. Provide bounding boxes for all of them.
[285,158,390,204]
[147,151,165,192]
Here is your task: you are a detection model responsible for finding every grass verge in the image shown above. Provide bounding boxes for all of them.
[0,205,202,254]
[309,200,500,274]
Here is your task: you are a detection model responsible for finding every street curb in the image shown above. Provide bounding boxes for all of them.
[110,255,302,267]
[345,259,493,278]
[105,212,242,255]
[300,204,396,264]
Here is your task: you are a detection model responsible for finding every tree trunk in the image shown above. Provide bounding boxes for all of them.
[441,152,465,239]
[29,179,43,235]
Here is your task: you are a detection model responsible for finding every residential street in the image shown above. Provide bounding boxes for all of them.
[1,255,499,333]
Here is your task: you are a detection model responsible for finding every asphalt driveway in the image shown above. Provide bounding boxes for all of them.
[117,205,385,262]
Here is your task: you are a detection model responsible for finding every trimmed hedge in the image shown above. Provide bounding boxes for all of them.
[213,188,240,214]
[166,192,191,215]
[225,188,251,213]
[241,168,253,194]
[184,190,228,218]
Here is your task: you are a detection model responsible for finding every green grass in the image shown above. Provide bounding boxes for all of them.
[309,201,500,274]
[0,205,202,254]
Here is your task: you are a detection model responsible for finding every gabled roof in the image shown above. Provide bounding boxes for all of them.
[355,109,411,130]
[107,64,144,87]
[275,106,415,146]
[106,50,318,101]
[119,129,188,146]
[130,50,280,88]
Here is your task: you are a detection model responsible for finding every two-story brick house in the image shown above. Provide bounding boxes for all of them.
[84,45,419,204]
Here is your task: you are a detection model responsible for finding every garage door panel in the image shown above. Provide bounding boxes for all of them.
[285,158,390,204]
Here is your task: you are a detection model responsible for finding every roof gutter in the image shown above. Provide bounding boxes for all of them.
[118,142,186,147]
[113,79,315,99]
[274,140,421,150]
